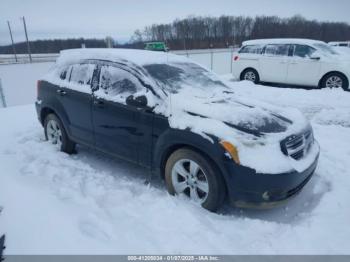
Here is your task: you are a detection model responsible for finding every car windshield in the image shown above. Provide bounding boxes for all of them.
[313,43,338,55]
[143,62,228,94]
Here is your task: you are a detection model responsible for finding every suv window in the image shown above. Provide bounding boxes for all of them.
[69,63,95,85]
[59,67,69,80]
[97,65,142,101]
[293,45,316,58]
[264,44,289,56]
[239,45,263,54]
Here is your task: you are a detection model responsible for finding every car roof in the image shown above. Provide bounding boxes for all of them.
[329,41,350,44]
[56,48,185,68]
[242,38,325,46]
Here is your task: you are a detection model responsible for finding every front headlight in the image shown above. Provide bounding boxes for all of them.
[220,141,240,164]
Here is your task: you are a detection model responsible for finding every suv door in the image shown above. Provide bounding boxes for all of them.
[57,62,95,145]
[92,63,154,166]
[286,44,321,86]
[259,44,290,83]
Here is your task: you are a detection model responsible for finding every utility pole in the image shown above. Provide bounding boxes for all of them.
[7,21,18,62]
[22,16,32,63]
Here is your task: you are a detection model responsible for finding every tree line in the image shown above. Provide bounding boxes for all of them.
[131,15,350,50]
[0,38,109,54]
[1,15,350,54]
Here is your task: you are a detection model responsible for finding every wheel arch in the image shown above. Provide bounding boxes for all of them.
[318,71,349,88]
[40,107,55,125]
[39,105,72,138]
[240,67,260,81]
[159,143,228,197]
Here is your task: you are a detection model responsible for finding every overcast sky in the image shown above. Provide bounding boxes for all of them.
[0,0,349,45]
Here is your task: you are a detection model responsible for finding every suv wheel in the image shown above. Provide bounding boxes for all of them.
[165,148,226,212]
[44,114,76,154]
[322,73,349,91]
[240,69,260,84]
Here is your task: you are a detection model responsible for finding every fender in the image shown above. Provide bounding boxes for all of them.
[39,82,73,138]
[152,126,237,188]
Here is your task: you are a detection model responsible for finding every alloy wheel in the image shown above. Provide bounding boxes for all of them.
[46,119,62,148]
[244,71,256,82]
[171,159,209,204]
[325,76,343,89]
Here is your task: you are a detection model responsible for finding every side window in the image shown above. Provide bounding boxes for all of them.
[239,45,262,54]
[60,68,68,80]
[264,44,289,56]
[97,65,143,102]
[293,45,316,58]
[69,63,95,86]
[339,43,348,47]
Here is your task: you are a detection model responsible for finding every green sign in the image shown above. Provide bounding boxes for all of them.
[145,42,168,52]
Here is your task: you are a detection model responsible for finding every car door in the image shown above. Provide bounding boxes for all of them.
[92,63,154,166]
[286,44,322,86]
[259,44,290,83]
[57,62,95,145]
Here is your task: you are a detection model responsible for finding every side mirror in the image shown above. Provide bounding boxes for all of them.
[126,95,148,108]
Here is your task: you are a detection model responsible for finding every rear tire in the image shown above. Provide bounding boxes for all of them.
[165,148,226,212]
[240,69,260,84]
[321,73,349,91]
[44,113,76,154]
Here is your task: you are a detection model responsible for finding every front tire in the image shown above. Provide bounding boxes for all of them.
[240,69,260,84]
[321,73,349,91]
[44,113,76,154]
[165,148,226,212]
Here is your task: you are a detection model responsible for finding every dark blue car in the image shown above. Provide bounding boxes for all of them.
[35,49,320,212]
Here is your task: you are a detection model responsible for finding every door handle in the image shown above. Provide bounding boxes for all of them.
[56,89,67,96]
[93,100,105,108]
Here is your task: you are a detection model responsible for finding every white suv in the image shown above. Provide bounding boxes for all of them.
[329,41,350,48]
[232,39,350,91]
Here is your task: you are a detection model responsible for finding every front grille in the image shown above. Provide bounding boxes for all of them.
[281,128,314,160]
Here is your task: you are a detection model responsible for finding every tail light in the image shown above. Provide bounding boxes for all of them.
[234,56,239,61]
[37,80,41,98]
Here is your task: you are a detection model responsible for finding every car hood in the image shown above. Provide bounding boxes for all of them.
[167,87,308,141]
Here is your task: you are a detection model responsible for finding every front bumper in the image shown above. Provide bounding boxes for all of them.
[223,150,319,209]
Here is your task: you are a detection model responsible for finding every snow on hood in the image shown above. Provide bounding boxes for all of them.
[167,82,317,174]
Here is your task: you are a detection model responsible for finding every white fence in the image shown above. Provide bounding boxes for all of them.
[0,48,238,74]
[172,48,237,74]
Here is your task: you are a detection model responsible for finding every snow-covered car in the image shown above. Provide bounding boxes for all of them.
[232,38,350,91]
[329,41,350,48]
[35,49,320,212]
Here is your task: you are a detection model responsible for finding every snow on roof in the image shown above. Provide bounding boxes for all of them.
[242,38,325,46]
[56,48,187,67]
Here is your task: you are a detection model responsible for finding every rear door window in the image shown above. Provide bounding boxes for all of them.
[95,65,143,103]
[69,63,95,86]
[264,44,290,56]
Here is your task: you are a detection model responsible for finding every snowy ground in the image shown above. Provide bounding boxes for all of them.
[0,65,350,254]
